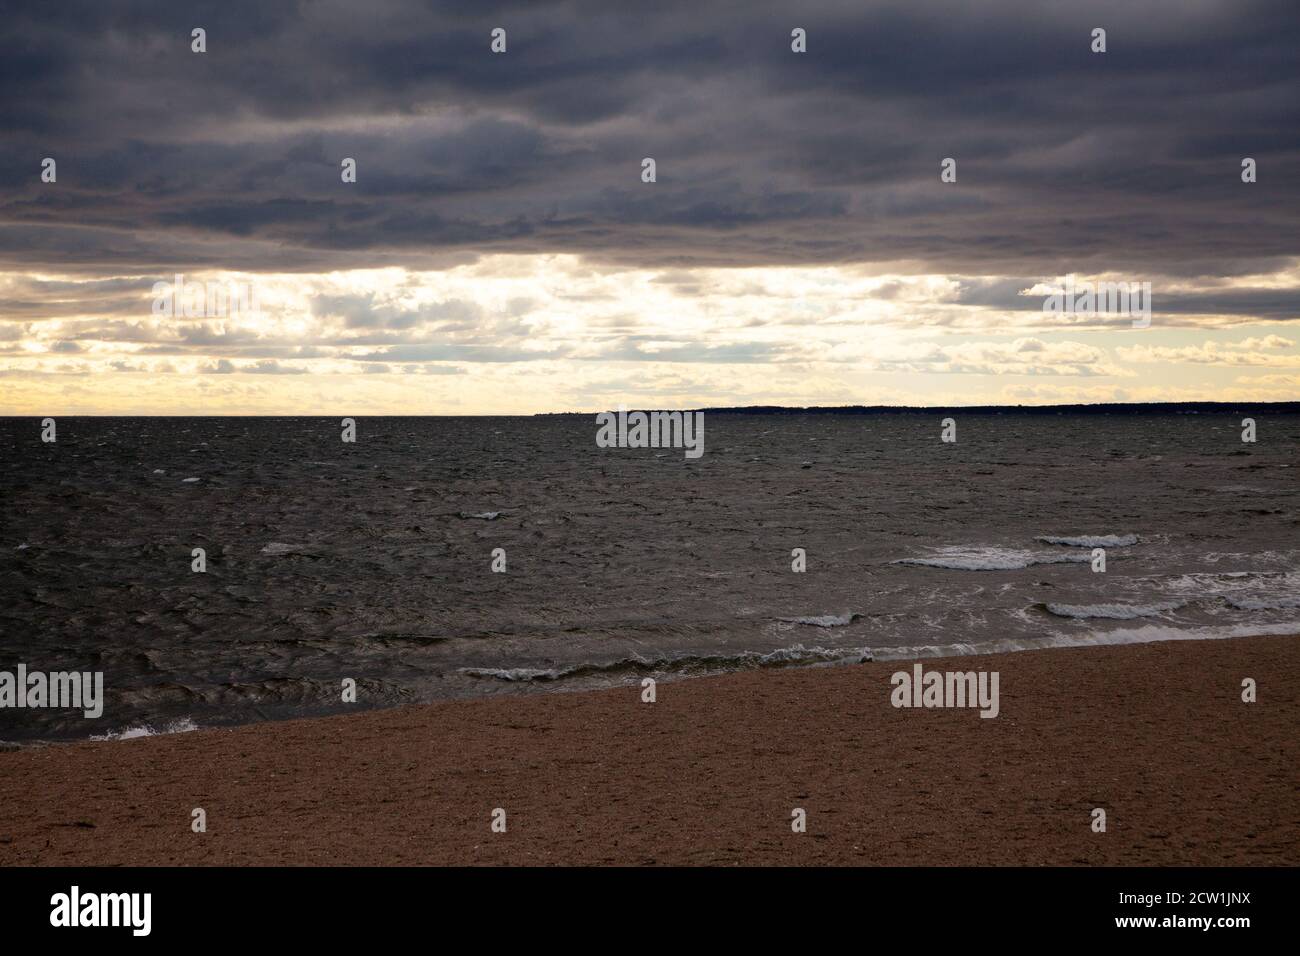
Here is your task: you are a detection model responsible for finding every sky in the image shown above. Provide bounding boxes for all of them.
[1,0,1298,414]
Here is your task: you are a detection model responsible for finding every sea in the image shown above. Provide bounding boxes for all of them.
[2,409,1297,743]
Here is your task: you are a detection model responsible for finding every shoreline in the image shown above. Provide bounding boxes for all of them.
[1,634,1295,866]
[9,620,1300,750]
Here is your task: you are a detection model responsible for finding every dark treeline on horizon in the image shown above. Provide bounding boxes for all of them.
[5,402,1300,419]
[694,402,1300,416]
[548,401,1300,417]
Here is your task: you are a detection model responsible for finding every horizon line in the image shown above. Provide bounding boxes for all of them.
[6,400,1300,418]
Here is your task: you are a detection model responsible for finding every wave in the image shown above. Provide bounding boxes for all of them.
[261,542,310,555]
[90,717,199,741]
[869,620,1300,660]
[894,547,1093,571]
[461,643,874,682]
[1044,600,1186,620]
[464,619,1300,686]
[1163,571,1300,611]
[1225,594,1300,611]
[777,612,861,627]
[1036,534,1139,547]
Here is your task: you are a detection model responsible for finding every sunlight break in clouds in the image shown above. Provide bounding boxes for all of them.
[2,257,1299,413]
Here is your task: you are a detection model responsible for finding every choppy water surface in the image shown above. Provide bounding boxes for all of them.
[2,413,1297,741]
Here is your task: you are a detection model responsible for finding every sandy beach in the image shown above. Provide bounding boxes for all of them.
[1,634,1295,867]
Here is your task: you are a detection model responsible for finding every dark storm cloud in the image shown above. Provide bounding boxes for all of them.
[953,277,1300,320]
[0,0,1296,282]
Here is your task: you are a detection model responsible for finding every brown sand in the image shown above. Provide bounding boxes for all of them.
[1,635,1296,866]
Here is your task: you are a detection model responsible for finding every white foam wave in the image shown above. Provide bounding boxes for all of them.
[90,717,199,741]
[464,666,554,681]
[1225,594,1300,611]
[1164,571,1300,611]
[461,643,873,682]
[778,612,860,627]
[1036,534,1139,547]
[466,621,1300,685]
[870,620,1300,661]
[261,542,306,555]
[1045,600,1186,620]
[894,547,1092,571]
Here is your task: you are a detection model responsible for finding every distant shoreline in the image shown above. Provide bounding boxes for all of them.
[571,401,1300,417]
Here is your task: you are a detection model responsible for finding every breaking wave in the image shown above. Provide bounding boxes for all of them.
[465,619,1300,686]
[260,542,310,555]
[1036,534,1139,547]
[461,643,873,682]
[894,547,1093,571]
[777,612,861,627]
[869,621,1300,660]
[1225,594,1300,611]
[1044,600,1186,620]
[90,717,200,741]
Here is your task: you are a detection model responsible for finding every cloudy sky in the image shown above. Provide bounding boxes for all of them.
[2,0,1298,414]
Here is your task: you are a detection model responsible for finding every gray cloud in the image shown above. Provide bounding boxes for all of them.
[200,358,309,374]
[953,278,1300,321]
[350,343,562,362]
[0,0,1293,284]
[311,293,487,330]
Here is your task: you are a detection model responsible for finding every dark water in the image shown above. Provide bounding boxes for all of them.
[2,413,1297,742]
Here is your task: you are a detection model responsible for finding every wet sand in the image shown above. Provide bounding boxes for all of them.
[1,635,1296,866]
